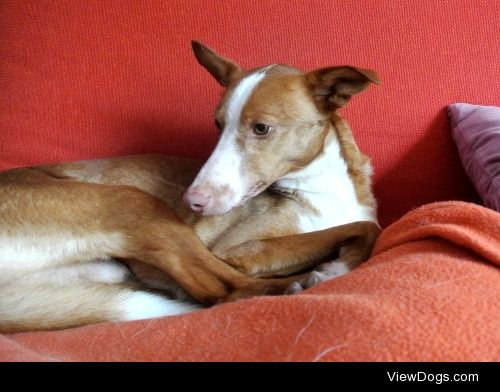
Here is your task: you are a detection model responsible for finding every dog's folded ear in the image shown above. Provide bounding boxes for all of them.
[192,41,243,87]
[305,66,380,111]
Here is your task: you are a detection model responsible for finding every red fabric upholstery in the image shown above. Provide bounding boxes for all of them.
[2,1,499,225]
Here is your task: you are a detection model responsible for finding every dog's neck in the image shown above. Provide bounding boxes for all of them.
[273,123,376,232]
[274,127,346,195]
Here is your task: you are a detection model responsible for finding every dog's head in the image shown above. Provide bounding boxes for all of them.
[184,41,380,215]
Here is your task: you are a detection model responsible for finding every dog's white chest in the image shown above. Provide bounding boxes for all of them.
[297,190,371,233]
[276,134,373,234]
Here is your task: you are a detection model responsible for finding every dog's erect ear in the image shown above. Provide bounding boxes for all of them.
[305,66,380,111]
[192,41,243,87]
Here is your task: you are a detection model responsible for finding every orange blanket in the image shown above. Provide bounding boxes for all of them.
[1,201,499,361]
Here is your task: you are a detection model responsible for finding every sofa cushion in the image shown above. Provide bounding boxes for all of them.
[449,103,500,212]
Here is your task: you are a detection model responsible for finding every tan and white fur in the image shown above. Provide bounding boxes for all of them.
[0,42,380,332]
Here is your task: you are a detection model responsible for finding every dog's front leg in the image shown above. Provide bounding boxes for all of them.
[286,223,381,292]
[219,221,381,279]
[108,187,304,303]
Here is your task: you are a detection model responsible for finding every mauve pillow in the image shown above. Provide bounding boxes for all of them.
[448,103,500,212]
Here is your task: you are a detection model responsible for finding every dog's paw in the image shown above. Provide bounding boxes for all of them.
[285,281,305,295]
[286,260,352,293]
[303,270,330,288]
[306,260,351,288]
[316,260,351,277]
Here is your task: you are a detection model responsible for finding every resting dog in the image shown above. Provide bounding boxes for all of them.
[0,42,380,332]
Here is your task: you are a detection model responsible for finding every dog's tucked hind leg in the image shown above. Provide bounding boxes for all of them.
[20,260,132,287]
[0,280,199,333]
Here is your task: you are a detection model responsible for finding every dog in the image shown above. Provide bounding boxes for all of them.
[0,42,380,332]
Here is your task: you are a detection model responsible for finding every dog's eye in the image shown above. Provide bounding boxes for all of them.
[253,123,272,137]
[214,119,223,131]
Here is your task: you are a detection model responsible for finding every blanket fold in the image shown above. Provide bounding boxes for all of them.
[1,201,499,361]
[372,201,500,268]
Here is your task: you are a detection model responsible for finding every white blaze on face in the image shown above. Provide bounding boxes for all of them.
[189,68,271,215]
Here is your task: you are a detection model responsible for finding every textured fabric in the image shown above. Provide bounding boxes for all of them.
[448,103,500,212]
[2,1,499,226]
[1,201,499,361]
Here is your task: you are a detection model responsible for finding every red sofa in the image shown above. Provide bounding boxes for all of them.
[1,1,499,361]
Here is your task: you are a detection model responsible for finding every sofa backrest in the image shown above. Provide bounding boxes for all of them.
[1,1,499,226]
